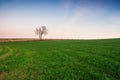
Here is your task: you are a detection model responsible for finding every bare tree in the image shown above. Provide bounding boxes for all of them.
[34,26,48,40]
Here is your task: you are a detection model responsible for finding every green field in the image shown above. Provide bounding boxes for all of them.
[0,39,120,80]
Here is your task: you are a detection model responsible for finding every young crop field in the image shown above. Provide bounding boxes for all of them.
[0,39,120,80]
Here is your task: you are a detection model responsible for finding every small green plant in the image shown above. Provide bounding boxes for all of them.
[0,39,120,80]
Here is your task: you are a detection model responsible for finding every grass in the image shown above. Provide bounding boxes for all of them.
[0,39,120,80]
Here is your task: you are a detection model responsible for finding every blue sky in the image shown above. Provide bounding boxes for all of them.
[0,0,120,39]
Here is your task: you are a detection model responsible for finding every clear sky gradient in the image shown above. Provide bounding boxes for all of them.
[0,0,120,39]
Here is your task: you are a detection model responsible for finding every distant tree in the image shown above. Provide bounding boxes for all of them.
[34,26,48,40]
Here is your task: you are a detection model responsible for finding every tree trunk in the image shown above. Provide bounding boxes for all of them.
[39,34,42,40]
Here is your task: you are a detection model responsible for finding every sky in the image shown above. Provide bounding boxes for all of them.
[0,0,120,39]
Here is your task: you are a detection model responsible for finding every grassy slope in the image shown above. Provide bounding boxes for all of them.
[0,39,120,80]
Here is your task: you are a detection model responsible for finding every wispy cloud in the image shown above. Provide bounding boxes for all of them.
[64,0,71,18]
[0,0,120,39]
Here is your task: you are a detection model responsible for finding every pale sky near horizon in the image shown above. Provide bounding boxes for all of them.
[0,0,120,39]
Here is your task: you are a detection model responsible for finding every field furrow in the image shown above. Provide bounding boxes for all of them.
[0,47,13,60]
